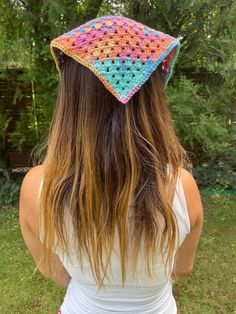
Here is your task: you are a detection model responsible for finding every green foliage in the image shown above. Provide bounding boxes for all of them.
[193,161,236,190]
[0,0,106,158]
[0,177,22,206]
[168,76,231,162]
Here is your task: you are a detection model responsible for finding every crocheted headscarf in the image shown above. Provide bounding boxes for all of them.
[50,15,180,104]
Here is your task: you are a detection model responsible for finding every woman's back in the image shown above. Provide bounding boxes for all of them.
[19,15,204,314]
[38,175,190,313]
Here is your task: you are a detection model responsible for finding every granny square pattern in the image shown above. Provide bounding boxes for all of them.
[50,15,181,104]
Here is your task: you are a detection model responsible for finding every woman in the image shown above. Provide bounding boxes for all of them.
[19,16,204,313]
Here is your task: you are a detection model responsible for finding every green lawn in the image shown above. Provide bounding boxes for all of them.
[1,193,236,314]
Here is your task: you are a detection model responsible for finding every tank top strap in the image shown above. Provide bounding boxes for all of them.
[38,175,44,201]
[174,176,191,235]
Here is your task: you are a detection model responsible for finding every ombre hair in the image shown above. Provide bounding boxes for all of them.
[37,57,192,290]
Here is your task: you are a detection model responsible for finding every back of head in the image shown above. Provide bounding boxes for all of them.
[38,17,191,291]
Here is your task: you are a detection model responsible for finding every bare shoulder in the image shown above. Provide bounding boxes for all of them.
[178,167,204,230]
[19,164,45,231]
[20,164,44,206]
[21,164,44,188]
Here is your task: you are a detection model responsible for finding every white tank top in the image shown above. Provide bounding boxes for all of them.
[38,176,190,314]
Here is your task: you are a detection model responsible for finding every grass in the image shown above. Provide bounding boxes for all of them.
[174,193,236,314]
[1,192,236,314]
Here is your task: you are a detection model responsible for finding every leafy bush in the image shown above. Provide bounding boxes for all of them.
[193,160,236,190]
[168,76,231,163]
[0,177,22,207]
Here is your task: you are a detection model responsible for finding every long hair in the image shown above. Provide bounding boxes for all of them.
[37,57,192,290]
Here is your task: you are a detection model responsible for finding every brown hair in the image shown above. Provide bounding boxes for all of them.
[37,57,191,290]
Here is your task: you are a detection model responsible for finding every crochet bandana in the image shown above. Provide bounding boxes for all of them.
[50,15,180,104]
